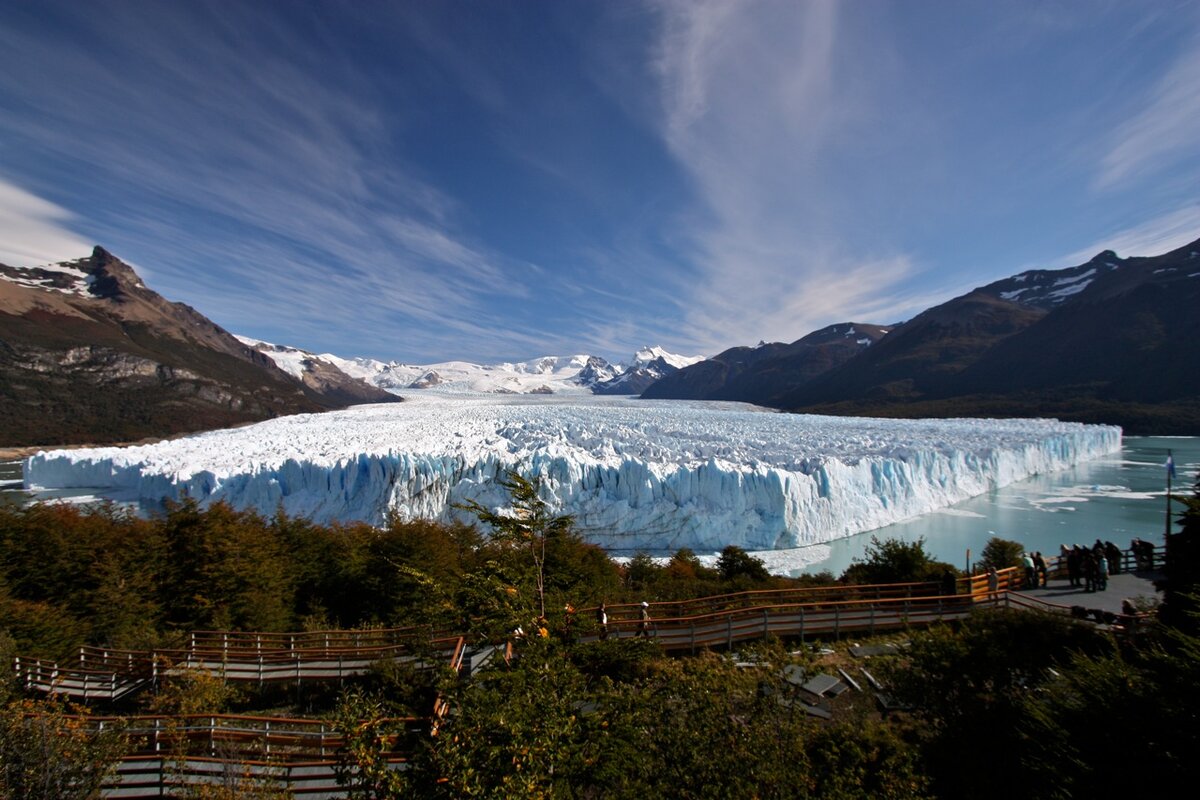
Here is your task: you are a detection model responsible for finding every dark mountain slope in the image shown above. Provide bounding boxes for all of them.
[959,240,1200,403]
[0,247,395,446]
[781,237,1200,433]
[642,323,889,403]
[778,294,1046,408]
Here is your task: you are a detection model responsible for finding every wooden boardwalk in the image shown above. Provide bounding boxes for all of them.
[10,544,1160,798]
[14,629,465,702]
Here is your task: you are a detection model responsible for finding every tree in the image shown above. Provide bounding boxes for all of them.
[0,696,127,800]
[715,545,770,583]
[978,537,1025,572]
[883,608,1109,800]
[1020,621,1200,798]
[1162,469,1200,632]
[458,472,576,621]
[841,536,947,585]
[333,688,413,800]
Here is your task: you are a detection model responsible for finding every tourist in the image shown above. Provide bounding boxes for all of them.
[987,567,999,600]
[941,568,957,597]
[1033,552,1047,588]
[1023,552,1037,589]
[1105,541,1122,574]
[596,602,608,640]
[637,601,652,637]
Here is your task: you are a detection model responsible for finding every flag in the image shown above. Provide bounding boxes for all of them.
[1166,452,1176,480]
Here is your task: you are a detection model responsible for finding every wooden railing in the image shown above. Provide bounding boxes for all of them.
[596,592,978,652]
[591,580,948,622]
[75,714,422,798]
[15,635,466,701]
[107,755,387,798]
[81,713,426,761]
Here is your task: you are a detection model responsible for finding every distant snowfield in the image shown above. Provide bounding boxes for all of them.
[24,395,1121,553]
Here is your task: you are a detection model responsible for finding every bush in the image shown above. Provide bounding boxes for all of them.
[841,536,947,585]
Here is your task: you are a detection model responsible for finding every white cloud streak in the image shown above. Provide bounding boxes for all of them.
[1097,36,1200,188]
[646,0,919,350]
[1059,204,1200,265]
[0,177,93,267]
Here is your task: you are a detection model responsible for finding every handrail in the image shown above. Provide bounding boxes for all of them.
[589,579,946,620]
[15,636,467,702]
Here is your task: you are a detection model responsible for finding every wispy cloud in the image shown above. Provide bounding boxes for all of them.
[644,0,920,350]
[0,3,541,361]
[0,176,93,267]
[1097,35,1200,188]
[1059,204,1200,265]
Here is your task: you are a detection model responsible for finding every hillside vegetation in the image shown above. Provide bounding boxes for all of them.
[1,473,1198,797]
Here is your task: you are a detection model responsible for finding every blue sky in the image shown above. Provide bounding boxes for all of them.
[1,0,1198,363]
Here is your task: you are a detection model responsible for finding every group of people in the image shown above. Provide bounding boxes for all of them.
[1129,537,1156,570]
[991,537,1156,596]
[1021,551,1050,589]
[1061,540,1123,592]
[593,600,653,640]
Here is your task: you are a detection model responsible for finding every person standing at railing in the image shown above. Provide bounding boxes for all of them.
[596,602,609,640]
[987,567,999,600]
[1067,546,1081,587]
[1033,552,1048,588]
[1022,553,1037,589]
[1105,541,1122,575]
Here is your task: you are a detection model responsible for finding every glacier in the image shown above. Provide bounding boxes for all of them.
[23,395,1121,553]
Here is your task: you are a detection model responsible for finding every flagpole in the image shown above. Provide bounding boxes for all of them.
[1164,449,1173,541]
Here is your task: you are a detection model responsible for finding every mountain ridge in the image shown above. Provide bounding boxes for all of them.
[0,247,396,447]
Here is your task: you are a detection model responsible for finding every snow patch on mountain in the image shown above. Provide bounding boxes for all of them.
[0,262,96,297]
[240,339,699,396]
[24,395,1121,553]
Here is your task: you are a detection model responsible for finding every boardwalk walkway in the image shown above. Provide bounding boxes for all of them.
[11,545,1164,798]
[1019,568,1163,614]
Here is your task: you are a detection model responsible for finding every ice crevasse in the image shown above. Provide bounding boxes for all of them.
[23,395,1122,552]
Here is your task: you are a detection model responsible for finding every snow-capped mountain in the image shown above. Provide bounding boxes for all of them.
[241,340,700,396]
[593,346,705,395]
[977,250,1125,309]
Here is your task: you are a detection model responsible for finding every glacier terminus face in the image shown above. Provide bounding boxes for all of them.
[23,395,1122,553]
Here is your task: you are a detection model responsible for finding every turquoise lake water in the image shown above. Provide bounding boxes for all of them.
[789,436,1198,576]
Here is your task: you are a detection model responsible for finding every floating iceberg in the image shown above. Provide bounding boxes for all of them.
[24,395,1121,552]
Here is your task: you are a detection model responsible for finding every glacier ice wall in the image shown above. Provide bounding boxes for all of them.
[24,395,1122,552]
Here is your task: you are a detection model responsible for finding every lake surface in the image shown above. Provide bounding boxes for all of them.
[4,435,1197,577]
